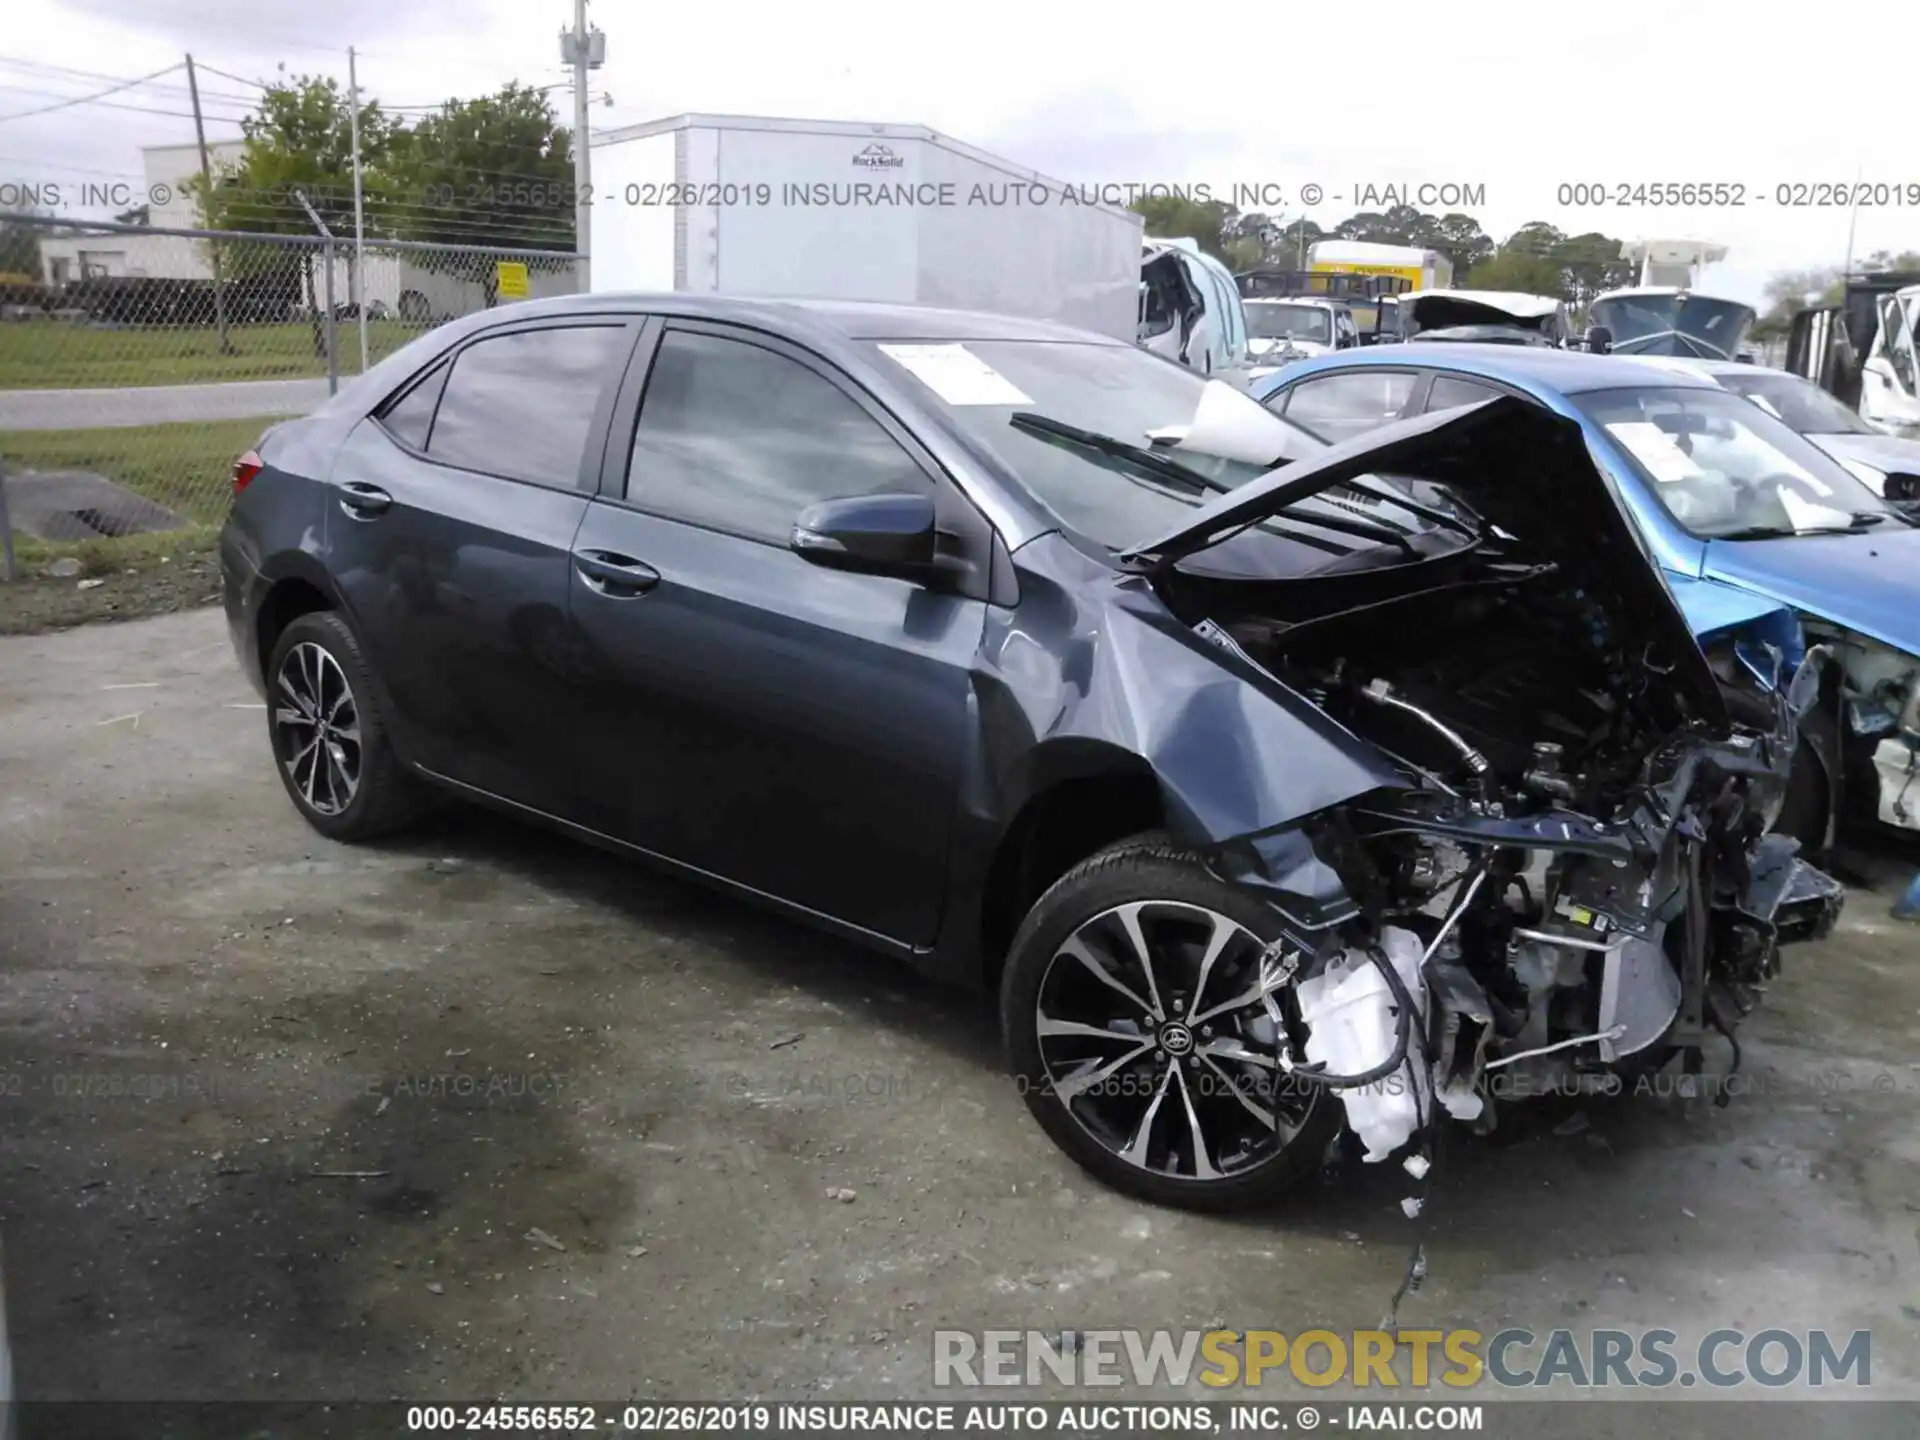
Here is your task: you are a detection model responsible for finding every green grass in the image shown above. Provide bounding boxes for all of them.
[10,523,219,579]
[2,414,292,528]
[0,318,424,388]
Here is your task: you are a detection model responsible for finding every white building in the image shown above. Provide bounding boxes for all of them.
[38,140,575,320]
[39,140,245,284]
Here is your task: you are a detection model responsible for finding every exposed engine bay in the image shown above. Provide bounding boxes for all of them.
[1184,551,1844,1164]
[1124,393,1849,1176]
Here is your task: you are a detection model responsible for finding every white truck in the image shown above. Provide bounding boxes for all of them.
[588,113,1143,341]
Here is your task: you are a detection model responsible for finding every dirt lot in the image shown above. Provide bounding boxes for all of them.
[2,609,1918,1428]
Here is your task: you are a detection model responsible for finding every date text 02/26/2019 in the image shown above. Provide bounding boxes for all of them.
[1557,181,1920,207]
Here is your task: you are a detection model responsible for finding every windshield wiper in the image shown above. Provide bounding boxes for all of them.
[1716,512,1890,541]
[1714,524,1802,540]
[1009,412,1417,557]
[1009,412,1231,495]
[1330,476,1483,539]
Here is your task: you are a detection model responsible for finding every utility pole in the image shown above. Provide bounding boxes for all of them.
[561,0,604,292]
[185,54,233,354]
[1841,160,1865,280]
[348,45,369,372]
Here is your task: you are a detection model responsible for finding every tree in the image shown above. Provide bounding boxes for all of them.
[1464,249,1566,296]
[195,75,394,236]
[1499,221,1567,262]
[1859,248,1920,275]
[191,75,395,351]
[1333,204,1441,248]
[1130,194,1238,260]
[1266,216,1325,269]
[1754,266,1842,339]
[384,83,577,306]
[386,83,575,252]
[1427,212,1494,280]
[1555,231,1635,311]
[0,213,43,283]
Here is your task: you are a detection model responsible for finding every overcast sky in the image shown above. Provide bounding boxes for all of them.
[6,0,1920,304]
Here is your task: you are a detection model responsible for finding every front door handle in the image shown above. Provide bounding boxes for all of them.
[572,549,660,597]
[338,482,393,519]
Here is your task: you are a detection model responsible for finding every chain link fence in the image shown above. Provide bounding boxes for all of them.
[0,212,580,579]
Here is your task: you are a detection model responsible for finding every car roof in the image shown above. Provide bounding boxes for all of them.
[452,291,1124,346]
[1263,343,1728,395]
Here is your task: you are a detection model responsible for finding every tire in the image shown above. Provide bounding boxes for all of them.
[265,610,426,842]
[1001,835,1341,1212]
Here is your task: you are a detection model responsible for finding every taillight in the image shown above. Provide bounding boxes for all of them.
[232,450,263,494]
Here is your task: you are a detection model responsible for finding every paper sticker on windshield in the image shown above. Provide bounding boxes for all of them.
[1778,488,1853,532]
[878,344,1033,406]
[1608,422,1706,483]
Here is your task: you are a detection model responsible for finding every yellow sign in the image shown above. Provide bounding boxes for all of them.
[496,261,530,300]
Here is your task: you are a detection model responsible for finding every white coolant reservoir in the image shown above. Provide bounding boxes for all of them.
[1294,927,1429,1162]
[1872,737,1920,829]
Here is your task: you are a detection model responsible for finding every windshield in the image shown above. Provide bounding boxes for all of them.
[867,339,1324,550]
[1717,369,1877,436]
[1573,385,1899,538]
[1247,304,1331,344]
[1588,295,1755,359]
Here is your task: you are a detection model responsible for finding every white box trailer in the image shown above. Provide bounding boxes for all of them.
[588,113,1143,341]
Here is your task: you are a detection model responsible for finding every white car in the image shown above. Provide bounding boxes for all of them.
[1652,359,1920,502]
[1245,297,1360,379]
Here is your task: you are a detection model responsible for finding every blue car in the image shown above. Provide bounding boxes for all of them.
[1253,345,1920,844]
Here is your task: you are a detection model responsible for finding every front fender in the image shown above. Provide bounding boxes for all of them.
[969,536,1402,929]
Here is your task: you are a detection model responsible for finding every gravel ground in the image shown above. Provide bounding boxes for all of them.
[1,609,1917,1432]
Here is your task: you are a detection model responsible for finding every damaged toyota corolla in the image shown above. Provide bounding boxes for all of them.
[219,298,1840,1215]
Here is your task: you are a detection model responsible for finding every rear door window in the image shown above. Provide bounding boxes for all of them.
[1425,375,1501,414]
[1274,371,1418,442]
[420,324,628,488]
[375,363,448,451]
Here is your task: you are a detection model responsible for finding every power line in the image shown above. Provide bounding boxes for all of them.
[0,78,258,109]
[0,61,185,124]
[0,90,250,125]
[189,61,270,91]
[0,57,259,102]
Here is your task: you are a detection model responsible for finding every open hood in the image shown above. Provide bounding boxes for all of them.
[1404,291,1560,334]
[1120,395,1730,724]
[1409,324,1558,347]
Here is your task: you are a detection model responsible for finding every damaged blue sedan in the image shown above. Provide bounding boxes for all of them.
[219,296,1839,1210]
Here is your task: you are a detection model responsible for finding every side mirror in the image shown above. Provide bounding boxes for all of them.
[1586,325,1613,356]
[791,492,940,581]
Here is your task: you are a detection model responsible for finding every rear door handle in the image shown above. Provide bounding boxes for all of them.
[337,482,392,518]
[572,549,660,597]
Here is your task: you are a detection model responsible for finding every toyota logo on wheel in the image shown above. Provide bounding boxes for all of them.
[1159,1022,1194,1056]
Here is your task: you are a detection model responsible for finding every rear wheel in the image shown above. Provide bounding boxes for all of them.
[266,611,426,841]
[1001,837,1340,1211]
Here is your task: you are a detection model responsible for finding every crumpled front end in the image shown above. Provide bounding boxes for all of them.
[1190,674,1841,1163]
[1114,397,1846,1165]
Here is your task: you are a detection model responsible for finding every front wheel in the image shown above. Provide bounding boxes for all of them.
[1001,837,1340,1211]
